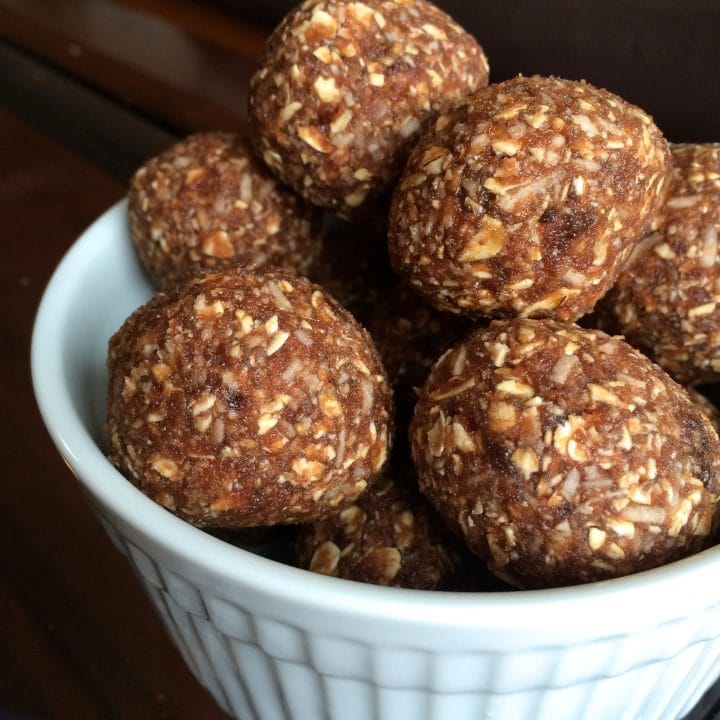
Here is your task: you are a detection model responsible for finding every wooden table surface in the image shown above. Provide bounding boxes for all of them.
[0,3,266,718]
[2,1,720,718]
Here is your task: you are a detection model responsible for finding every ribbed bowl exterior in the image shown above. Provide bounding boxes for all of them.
[97,509,720,720]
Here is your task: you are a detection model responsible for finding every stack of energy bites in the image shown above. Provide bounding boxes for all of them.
[107,0,720,591]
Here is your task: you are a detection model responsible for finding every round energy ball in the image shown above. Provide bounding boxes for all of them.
[389,75,671,320]
[411,318,720,589]
[601,143,720,385]
[248,0,489,220]
[107,267,393,528]
[128,132,322,289]
[294,466,467,589]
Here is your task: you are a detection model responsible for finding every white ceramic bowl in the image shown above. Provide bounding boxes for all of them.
[32,200,720,720]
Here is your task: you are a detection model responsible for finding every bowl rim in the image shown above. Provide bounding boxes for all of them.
[31,199,720,637]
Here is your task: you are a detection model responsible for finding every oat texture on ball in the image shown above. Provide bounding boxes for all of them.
[411,318,720,589]
[601,143,720,385]
[128,132,322,289]
[295,465,468,589]
[389,75,671,320]
[249,0,489,220]
[107,268,392,527]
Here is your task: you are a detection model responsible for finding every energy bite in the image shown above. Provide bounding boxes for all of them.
[366,281,475,423]
[249,0,489,220]
[688,388,720,436]
[411,318,720,589]
[308,219,394,325]
[294,465,467,589]
[389,75,671,320]
[601,144,720,384]
[128,132,322,289]
[107,267,392,527]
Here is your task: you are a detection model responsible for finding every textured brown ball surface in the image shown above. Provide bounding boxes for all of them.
[294,467,467,589]
[248,0,489,219]
[107,268,392,527]
[128,132,322,288]
[411,318,720,589]
[389,75,670,320]
[601,143,720,385]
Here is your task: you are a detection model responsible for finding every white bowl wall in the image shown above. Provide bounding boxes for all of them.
[32,201,720,720]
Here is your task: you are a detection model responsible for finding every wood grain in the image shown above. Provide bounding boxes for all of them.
[0,0,266,136]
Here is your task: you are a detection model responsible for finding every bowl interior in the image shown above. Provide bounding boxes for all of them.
[66,204,153,452]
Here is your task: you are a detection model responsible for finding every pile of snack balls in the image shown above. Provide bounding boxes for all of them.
[106,0,720,591]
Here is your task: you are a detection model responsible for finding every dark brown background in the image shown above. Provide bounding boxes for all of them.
[1,0,719,718]
[224,0,720,142]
